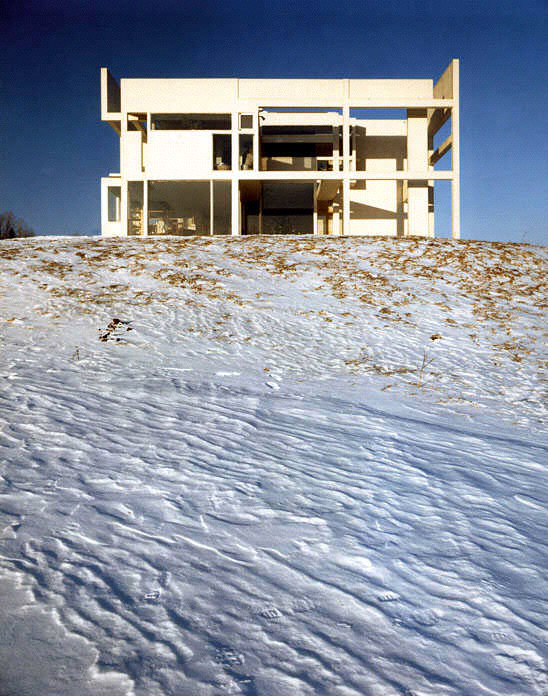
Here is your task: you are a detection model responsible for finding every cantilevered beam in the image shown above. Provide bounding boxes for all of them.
[430,134,453,165]
[134,121,147,134]
[428,107,451,136]
[107,120,121,135]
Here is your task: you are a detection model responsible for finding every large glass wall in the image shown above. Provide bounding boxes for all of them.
[261,182,313,234]
[148,181,209,235]
[259,116,341,172]
[241,182,313,235]
[147,181,231,236]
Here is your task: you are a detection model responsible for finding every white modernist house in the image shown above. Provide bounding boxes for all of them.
[100,60,459,239]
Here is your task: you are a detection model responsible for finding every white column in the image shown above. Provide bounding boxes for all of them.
[253,108,259,172]
[451,178,460,240]
[343,179,350,236]
[100,178,107,236]
[427,129,435,238]
[408,183,429,237]
[332,127,339,172]
[231,110,240,236]
[144,112,151,173]
[313,182,318,235]
[332,191,341,236]
[143,179,148,236]
[231,179,239,236]
[232,110,240,173]
[428,183,435,238]
[407,108,429,236]
[120,113,129,236]
[342,79,350,236]
[451,60,461,240]
[210,180,214,236]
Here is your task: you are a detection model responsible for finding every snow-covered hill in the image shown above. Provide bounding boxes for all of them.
[0,236,547,695]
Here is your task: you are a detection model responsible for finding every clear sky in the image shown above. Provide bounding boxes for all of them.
[1,0,547,243]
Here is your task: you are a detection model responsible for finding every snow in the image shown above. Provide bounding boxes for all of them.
[0,235,547,695]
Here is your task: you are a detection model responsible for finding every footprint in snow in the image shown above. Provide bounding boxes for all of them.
[290,597,316,614]
[256,605,283,622]
[391,606,441,629]
[378,591,400,603]
[215,646,245,667]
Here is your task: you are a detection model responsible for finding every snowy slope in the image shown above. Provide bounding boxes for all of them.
[0,235,546,696]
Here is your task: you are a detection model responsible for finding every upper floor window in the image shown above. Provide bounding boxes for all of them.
[152,113,231,130]
[239,114,253,130]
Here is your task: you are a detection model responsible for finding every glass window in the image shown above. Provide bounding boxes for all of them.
[107,186,121,222]
[148,181,210,236]
[239,134,254,170]
[239,114,253,130]
[152,113,231,130]
[213,134,232,170]
[128,182,144,236]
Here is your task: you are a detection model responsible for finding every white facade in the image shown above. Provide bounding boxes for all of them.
[100,61,460,238]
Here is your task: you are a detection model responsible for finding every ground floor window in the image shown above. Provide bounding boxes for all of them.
[128,181,144,236]
[242,182,314,235]
[148,181,231,236]
[107,186,121,222]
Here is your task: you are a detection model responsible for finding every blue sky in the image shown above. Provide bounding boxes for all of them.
[1,0,546,243]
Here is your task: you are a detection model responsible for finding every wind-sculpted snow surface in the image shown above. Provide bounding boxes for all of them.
[0,236,546,695]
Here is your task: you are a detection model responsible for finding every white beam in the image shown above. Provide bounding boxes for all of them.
[238,98,454,109]
[137,171,454,182]
[236,170,454,180]
[261,134,336,143]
